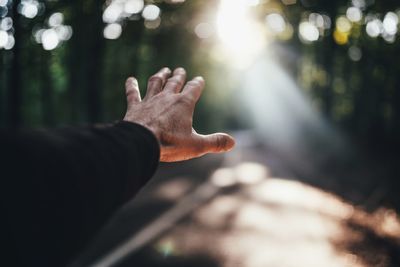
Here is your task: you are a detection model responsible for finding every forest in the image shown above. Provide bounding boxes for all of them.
[1,0,399,140]
[1,0,400,266]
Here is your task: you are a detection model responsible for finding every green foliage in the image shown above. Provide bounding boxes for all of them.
[1,0,400,144]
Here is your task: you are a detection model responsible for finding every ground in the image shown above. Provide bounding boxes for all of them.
[74,132,400,267]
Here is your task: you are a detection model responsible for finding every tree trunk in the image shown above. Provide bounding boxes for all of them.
[40,52,55,126]
[86,1,105,123]
[7,1,22,129]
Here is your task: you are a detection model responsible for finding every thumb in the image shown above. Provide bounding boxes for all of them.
[197,133,235,154]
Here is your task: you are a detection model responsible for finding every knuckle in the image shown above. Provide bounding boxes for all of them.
[148,76,163,84]
[167,78,184,87]
[176,74,186,80]
[215,135,226,150]
[126,88,134,96]
[187,80,200,86]
[176,95,193,106]
[126,86,136,95]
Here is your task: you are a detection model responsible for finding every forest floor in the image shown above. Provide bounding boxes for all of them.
[77,131,400,267]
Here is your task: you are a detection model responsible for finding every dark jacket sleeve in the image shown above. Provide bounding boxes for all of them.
[0,121,160,267]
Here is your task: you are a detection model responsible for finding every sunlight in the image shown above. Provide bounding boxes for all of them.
[194,195,241,228]
[234,162,269,185]
[211,167,236,187]
[241,55,320,146]
[164,174,369,267]
[246,178,355,219]
[216,0,266,68]
[154,178,192,201]
[210,163,269,187]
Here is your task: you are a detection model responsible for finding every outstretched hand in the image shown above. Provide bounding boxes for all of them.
[123,67,235,162]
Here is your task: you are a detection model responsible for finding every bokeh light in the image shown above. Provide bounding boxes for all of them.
[4,34,14,49]
[55,25,72,41]
[265,13,286,34]
[298,21,319,43]
[333,16,352,45]
[104,23,122,40]
[0,0,7,7]
[30,12,72,51]
[18,0,39,19]
[265,12,293,40]
[0,16,12,31]
[33,28,44,43]
[103,3,123,24]
[366,18,382,38]
[142,4,161,21]
[102,0,163,38]
[336,16,352,33]
[352,0,367,9]
[41,29,59,50]
[0,29,8,47]
[309,13,324,29]
[383,12,398,35]
[124,0,144,14]
[346,7,362,22]
[48,12,63,27]
[194,22,213,39]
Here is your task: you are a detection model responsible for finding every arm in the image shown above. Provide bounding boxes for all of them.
[0,121,160,266]
[0,67,235,266]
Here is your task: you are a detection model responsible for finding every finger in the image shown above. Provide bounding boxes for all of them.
[164,67,187,94]
[125,77,141,106]
[182,76,205,103]
[144,67,171,99]
[196,132,235,154]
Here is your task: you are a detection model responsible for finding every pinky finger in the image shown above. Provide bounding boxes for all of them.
[125,77,141,106]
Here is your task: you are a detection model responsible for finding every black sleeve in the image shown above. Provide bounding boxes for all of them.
[0,121,160,267]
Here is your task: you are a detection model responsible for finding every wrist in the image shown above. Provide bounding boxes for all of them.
[123,118,161,144]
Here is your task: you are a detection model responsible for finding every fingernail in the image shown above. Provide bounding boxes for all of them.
[193,76,205,83]
[224,135,235,151]
[130,77,138,84]
[162,67,171,73]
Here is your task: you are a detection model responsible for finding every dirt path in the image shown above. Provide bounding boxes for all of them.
[149,174,400,267]
[77,133,400,267]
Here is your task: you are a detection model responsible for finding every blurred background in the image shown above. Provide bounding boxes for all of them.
[1,0,400,266]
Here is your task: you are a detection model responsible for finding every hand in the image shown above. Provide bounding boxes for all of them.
[123,67,235,162]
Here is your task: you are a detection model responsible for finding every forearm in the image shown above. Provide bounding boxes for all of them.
[0,121,160,266]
